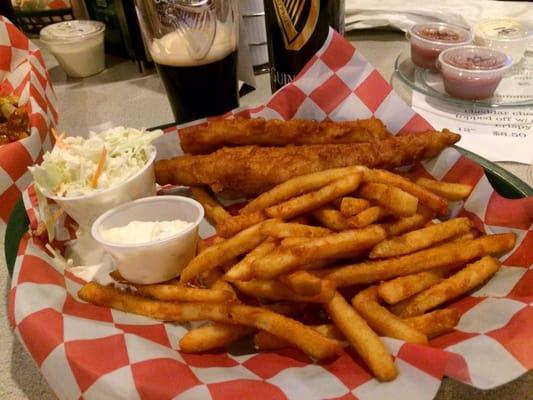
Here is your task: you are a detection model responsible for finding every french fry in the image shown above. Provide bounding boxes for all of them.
[260,219,331,239]
[180,280,249,352]
[191,187,230,225]
[78,282,343,360]
[358,183,418,218]
[255,324,344,351]
[290,215,314,225]
[339,197,371,217]
[370,217,473,259]
[109,270,180,286]
[325,292,398,382]
[136,284,234,303]
[253,225,387,280]
[265,173,363,220]
[381,206,435,236]
[277,241,336,270]
[196,239,208,254]
[388,298,409,316]
[280,237,309,247]
[322,234,515,287]
[279,270,323,296]
[212,236,225,244]
[201,267,224,288]
[347,206,389,229]
[330,198,343,209]
[216,211,266,238]
[223,239,277,282]
[412,177,473,201]
[180,223,266,283]
[453,230,478,242]
[241,166,363,214]
[378,269,447,304]
[211,279,237,298]
[398,256,501,317]
[180,323,254,352]
[361,168,448,215]
[311,205,349,231]
[352,286,428,344]
[261,302,308,316]
[403,309,460,338]
[233,279,336,303]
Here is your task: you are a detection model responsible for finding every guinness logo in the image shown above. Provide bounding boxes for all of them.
[272,0,319,51]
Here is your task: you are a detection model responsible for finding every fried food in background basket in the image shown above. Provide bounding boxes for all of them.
[0,95,30,145]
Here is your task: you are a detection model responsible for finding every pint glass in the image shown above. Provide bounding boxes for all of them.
[135,0,240,123]
[264,0,345,92]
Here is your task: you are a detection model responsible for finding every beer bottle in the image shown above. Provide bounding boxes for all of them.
[264,0,344,92]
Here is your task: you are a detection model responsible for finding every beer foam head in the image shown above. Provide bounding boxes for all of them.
[150,22,237,67]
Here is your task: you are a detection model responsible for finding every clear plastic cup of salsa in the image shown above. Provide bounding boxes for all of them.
[407,23,473,70]
[437,46,512,100]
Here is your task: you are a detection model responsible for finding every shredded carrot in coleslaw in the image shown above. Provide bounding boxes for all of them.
[90,147,107,188]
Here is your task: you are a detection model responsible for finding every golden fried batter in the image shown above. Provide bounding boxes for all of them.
[179,117,390,154]
[156,130,460,196]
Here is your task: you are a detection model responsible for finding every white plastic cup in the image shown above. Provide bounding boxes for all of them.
[239,0,264,15]
[43,148,156,231]
[407,23,473,70]
[437,46,512,100]
[474,18,532,65]
[91,196,204,284]
[40,20,106,78]
[243,14,267,44]
[249,43,269,67]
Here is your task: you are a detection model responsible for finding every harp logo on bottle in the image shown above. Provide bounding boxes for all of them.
[272,0,320,51]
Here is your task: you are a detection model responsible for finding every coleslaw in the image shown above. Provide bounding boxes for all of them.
[29,126,162,197]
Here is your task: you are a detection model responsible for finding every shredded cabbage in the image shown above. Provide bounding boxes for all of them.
[29,127,162,197]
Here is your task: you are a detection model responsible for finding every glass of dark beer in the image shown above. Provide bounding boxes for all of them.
[135,0,239,123]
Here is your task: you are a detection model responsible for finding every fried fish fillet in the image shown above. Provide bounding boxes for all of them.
[179,117,390,154]
[156,130,460,196]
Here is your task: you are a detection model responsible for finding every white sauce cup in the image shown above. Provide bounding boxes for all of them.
[91,196,204,284]
[40,20,106,78]
[474,18,532,65]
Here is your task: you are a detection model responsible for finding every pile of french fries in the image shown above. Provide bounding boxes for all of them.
[79,165,516,382]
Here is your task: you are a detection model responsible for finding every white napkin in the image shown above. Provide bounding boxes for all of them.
[345,0,533,34]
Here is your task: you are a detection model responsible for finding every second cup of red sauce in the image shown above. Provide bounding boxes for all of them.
[437,46,512,100]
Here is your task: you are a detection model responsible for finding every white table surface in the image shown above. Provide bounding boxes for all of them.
[1,30,531,400]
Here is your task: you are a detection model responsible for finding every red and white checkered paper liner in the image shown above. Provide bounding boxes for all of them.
[0,17,57,238]
[10,29,533,400]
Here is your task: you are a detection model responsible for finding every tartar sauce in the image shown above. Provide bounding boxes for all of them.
[101,220,192,244]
